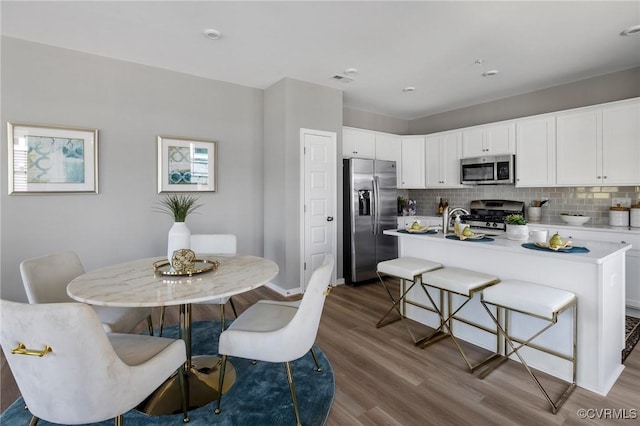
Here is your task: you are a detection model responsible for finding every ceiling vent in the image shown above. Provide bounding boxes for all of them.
[331,74,354,83]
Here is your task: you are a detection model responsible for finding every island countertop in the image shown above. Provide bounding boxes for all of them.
[384,228,629,396]
[383,229,631,263]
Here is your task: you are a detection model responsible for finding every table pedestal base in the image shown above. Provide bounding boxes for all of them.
[137,355,236,415]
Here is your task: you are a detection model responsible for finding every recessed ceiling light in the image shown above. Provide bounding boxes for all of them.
[204,29,222,40]
[344,68,359,75]
[482,70,499,77]
[620,24,640,36]
[403,86,416,92]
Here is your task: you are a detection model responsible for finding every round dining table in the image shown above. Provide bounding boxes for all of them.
[67,254,279,414]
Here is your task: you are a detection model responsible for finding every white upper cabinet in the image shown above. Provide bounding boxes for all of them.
[556,99,640,186]
[400,136,425,189]
[515,115,556,187]
[375,132,402,185]
[425,131,463,188]
[342,127,375,159]
[601,99,640,185]
[462,122,515,157]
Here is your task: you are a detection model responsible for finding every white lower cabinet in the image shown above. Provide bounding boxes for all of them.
[529,224,640,309]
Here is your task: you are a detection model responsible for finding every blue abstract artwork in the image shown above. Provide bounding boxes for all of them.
[168,146,209,185]
[27,136,85,183]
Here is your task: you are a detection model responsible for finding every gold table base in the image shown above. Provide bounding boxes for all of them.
[138,355,236,415]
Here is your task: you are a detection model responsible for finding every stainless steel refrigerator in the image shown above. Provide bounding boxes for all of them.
[343,158,398,285]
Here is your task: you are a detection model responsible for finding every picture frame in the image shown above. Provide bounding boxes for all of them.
[157,136,217,193]
[7,122,98,194]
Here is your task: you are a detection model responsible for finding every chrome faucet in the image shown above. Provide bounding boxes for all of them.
[442,206,470,235]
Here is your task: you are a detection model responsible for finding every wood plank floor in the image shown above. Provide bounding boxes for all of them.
[2,280,639,425]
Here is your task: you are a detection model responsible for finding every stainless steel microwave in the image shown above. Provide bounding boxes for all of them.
[460,154,515,185]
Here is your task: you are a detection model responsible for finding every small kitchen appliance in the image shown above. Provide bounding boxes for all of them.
[609,204,630,227]
[458,199,526,232]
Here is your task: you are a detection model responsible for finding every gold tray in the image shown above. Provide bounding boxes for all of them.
[153,259,220,276]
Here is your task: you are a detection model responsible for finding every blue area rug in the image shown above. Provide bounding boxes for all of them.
[1,320,335,425]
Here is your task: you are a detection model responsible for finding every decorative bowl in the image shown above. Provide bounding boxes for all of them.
[560,214,590,226]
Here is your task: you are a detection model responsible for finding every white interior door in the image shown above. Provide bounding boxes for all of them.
[301,128,337,291]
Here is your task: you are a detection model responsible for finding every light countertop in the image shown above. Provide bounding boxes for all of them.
[384,229,631,264]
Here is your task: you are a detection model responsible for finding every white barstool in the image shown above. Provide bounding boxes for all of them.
[419,267,501,372]
[376,257,442,344]
[479,280,577,414]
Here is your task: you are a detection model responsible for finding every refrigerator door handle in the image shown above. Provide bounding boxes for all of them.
[373,176,380,234]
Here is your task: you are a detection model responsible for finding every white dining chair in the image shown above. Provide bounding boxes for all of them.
[0,299,189,425]
[20,251,154,335]
[214,253,334,425]
[159,234,238,335]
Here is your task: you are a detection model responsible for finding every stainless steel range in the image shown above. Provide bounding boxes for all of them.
[459,199,525,232]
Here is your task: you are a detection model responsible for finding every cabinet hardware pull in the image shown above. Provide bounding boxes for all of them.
[11,343,53,357]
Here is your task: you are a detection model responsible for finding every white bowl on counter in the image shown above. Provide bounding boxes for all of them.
[560,214,590,226]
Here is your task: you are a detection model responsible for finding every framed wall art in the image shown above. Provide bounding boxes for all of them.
[157,136,217,193]
[7,122,98,194]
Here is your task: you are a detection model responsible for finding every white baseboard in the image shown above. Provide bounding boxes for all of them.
[264,281,302,297]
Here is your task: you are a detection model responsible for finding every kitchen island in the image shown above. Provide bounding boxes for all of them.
[384,229,631,396]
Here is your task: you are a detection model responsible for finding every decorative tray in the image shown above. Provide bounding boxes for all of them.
[446,235,494,242]
[522,243,590,253]
[401,227,435,234]
[153,259,220,276]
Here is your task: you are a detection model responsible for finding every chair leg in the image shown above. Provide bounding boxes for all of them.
[147,315,154,336]
[229,297,238,318]
[28,416,39,426]
[285,361,303,426]
[177,366,190,423]
[310,347,322,372]
[114,415,123,426]
[214,355,228,415]
[220,304,226,333]
[159,306,166,337]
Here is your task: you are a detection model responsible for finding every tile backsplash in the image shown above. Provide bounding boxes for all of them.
[402,186,640,225]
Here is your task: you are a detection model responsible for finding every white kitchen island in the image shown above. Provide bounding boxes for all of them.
[384,229,631,396]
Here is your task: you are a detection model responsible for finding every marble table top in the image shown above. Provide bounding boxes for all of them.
[67,255,279,307]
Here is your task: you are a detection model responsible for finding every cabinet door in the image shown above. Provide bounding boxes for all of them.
[462,127,485,158]
[441,132,462,187]
[400,137,425,188]
[602,100,640,185]
[375,133,402,185]
[515,116,556,187]
[556,109,601,185]
[425,135,442,187]
[485,122,515,155]
[342,128,375,159]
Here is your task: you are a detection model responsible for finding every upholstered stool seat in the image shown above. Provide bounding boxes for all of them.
[376,257,442,344]
[479,279,577,414]
[419,267,500,372]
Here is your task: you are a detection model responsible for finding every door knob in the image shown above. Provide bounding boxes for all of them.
[326,216,334,222]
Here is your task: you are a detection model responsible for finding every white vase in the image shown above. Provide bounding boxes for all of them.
[167,222,191,263]
[506,224,529,241]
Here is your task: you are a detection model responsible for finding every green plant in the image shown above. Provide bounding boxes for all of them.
[504,214,527,225]
[155,194,202,222]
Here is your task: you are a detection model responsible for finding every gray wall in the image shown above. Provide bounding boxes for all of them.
[343,106,409,134]
[264,78,343,291]
[1,37,265,302]
[408,67,640,134]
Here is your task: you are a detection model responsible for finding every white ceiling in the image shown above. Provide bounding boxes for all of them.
[2,1,639,120]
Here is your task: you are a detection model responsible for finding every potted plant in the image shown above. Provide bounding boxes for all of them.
[504,214,529,241]
[397,196,408,215]
[155,194,202,262]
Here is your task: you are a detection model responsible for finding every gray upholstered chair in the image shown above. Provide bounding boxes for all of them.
[159,234,238,335]
[0,299,189,425]
[215,254,334,425]
[20,251,154,334]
